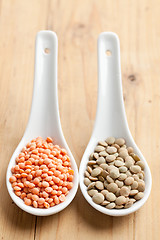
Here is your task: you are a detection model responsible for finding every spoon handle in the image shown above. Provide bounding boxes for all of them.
[24,31,61,138]
[94,32,129,136]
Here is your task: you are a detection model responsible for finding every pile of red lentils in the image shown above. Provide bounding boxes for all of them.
[9,137,74,208]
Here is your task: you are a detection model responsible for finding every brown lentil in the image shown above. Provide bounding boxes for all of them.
[84,137,145,209]
[106,202,116,209]
[92,193,104,204]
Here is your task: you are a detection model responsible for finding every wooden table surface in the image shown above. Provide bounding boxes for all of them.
[0,0,159,239]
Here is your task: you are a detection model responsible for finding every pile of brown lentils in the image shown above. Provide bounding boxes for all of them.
[84,137,145,209]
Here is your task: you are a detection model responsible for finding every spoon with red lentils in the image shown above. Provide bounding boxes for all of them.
[79,32,152,216]
[6,31,78,216]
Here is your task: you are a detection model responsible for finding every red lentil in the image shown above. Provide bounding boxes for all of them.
[9,137,74,208]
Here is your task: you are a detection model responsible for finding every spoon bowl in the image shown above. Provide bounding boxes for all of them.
[6,31,79,216]
[79,32,152,216]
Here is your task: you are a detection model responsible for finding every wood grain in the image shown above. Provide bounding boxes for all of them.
[0,0,159,239]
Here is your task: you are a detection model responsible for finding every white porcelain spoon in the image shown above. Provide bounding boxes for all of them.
[79,32,152,216]
[6,31,79,216]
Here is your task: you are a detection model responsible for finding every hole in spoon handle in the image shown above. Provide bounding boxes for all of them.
[106,50,112,56]
[94,32,129,136]
[44,48,50,54]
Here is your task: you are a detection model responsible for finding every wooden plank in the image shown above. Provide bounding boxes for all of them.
[0,0,159,239]
[0,0,49,239]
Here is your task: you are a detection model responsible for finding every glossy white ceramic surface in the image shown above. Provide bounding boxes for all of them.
[6,31,79,216]
[79,32,152,216]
